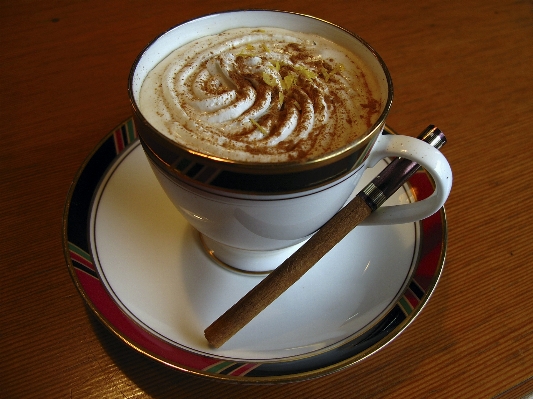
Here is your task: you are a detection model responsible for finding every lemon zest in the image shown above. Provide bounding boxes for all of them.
[262,72,277,87]
[295,65,317,80]
[269,60,280,72]
[331,63,345,76]
[281,73,296,91]
[250,118,267,135]
[320,63,345,81]
[320,67,330,82]
[236,52,255,58]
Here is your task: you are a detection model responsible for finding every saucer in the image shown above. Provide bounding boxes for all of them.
[63,118,447,383]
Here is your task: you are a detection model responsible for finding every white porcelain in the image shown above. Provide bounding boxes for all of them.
[130,11,453,272]
[89,142,420,360]
[149,131,451,272]
[64,119,448,382]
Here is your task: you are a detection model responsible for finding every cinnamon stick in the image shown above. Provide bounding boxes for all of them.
[204,125,446,348]
[204,195,372,348]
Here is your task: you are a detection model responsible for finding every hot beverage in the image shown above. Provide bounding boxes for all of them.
[138,27,384,163]
[128,11,452,272]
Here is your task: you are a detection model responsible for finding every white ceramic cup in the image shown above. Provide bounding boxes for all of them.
[128,10,452,273]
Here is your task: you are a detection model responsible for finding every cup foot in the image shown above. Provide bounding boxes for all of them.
[199,234,307,274]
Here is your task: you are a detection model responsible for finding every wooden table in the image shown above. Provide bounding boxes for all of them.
[2,0,532,397]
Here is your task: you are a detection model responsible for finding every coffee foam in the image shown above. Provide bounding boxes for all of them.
[139,27,384,163]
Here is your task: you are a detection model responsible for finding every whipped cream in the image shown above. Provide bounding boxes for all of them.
[139,27,383,162]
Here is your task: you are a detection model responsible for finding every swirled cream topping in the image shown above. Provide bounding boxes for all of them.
[139,27,384,162]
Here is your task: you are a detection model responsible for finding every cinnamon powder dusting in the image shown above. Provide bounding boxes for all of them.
[139,27,384,163]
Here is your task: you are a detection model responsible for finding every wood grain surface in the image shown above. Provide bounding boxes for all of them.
[1,0,532,397]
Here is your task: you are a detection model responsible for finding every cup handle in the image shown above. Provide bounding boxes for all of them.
[360,133,453,225]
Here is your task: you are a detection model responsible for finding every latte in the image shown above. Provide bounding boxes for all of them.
[139,27,384,162]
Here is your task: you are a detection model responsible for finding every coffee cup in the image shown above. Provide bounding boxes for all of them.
[128,10,452,273]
